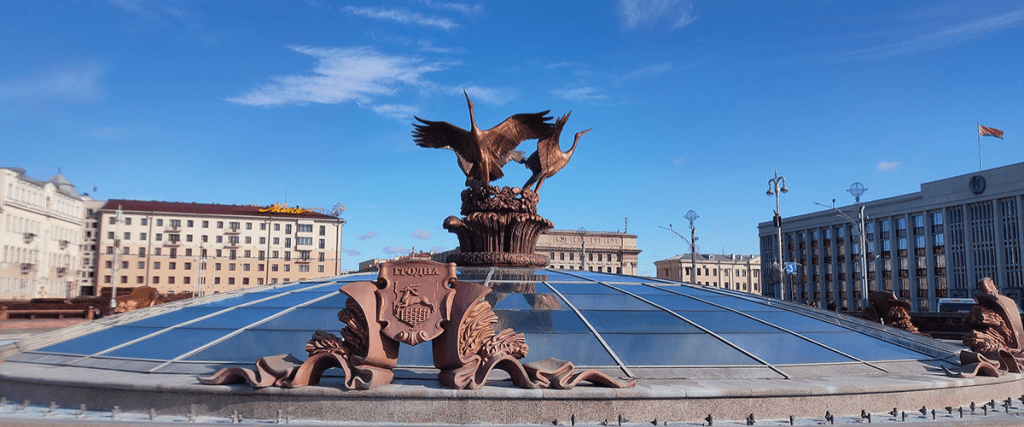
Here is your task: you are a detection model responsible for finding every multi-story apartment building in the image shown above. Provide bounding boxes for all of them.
[758,162,1024,312]
[79,199,105,295]
[96,200,346,296]
[534,229,641,275]
[0,168,87,300]
[654,253,761,294]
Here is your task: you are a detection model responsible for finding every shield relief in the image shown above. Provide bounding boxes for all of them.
[376,260,456,346]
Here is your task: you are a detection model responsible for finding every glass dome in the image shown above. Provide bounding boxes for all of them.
[8,267,958,380]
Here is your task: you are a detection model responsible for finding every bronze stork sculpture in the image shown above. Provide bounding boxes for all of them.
[413,91,553,185]
[523,111,592,193]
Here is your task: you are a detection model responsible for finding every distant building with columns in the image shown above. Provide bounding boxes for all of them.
[758,162,1024,312]
[654,253,761,294]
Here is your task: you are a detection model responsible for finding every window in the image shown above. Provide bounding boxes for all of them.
[202,220,209,228]
[217,221,223,229]
[299,265,309,272]
[170,219,181,228]
[156,219,163,226]
[124,232,131,240]
[285,225,292,233]
[168,277,175,284]
[138,261,145,269]
[259,251,265,260]
[260,223,267,231]
[274,224,280,231]
[202,235,208,243]
[140,232,147,240]
[258,264,265,271]
[184,276,191,284]
[319,225,326,235]
[215,249,222,257]
[216,236,223,243]
[121,276,128,284]
[215,263,221,271]
[138,218,144,226]
[214,277,221,285]
[244,250,251,258]
[245,236,251,244]
[229,221,240,230]
[243,263,250,271]
[259,237,266,244]
[319,252,325,262]
[273,237,280,245]
[284,265,290,272]
[138,247,146,257]
[298,237,312,246]
[298,224,312,232]
[108,231,115,239]
[272,264,278,271]
[187,220,194,227]
[285,238,291,248]
[229,263,236,271]
[272,251,279,258]
[246,222,252,230]
[184,262,191,270]
[136,276,144,284]
[169,262,176,270]
[185,248,192,256]
[186,234,193,242]
[155,233,162,241]
[153,262,161,269]
[284,251,291,261]
[152,276,160,284]
[228,277,235,285]
[243,278,250,285]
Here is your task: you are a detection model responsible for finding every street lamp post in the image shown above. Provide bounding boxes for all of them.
[767,171,788,301]
[847,182,870,308]
[660,210,699,284]
[578,227,587,271]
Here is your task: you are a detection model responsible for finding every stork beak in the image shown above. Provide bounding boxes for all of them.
[464,90,472,107]
[576,128,594,138]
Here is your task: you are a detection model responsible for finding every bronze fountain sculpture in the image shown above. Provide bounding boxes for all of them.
[200,94,631,391]
[415,92,590,267]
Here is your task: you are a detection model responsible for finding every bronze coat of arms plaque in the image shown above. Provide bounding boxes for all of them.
[376,260,456,346]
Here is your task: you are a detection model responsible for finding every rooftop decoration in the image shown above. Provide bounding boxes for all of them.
[414,92,590,267]
[199,259,633,390]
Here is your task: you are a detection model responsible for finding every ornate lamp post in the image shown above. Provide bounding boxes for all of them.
[847,182,869,308]
[766,171,788,300]
[578,227,587,271]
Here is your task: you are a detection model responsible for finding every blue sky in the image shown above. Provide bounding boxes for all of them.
[1,1,1022,275]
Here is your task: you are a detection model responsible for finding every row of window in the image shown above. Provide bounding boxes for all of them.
[551,252,623,262]
[109,217,326,235]
[551,265,623,273]
[103,246,326,262]
[682,267,758,277]
[104,260,321,273]
[105,232,327,248]
[101,272,317,287]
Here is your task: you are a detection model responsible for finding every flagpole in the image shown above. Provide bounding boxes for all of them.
[978,122,982,171]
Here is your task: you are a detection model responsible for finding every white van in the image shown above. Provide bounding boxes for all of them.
[936,298,976,313]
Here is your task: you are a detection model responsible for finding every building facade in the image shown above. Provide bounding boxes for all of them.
[534,229,641,275]
[654,253,761,294]
[96,200,346,296]
[758,162,1024,312]
[0,168,87,300]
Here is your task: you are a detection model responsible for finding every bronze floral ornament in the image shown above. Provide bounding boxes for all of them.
[199,259,634,390]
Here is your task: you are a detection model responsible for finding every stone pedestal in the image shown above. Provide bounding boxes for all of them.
[443,185,551,267]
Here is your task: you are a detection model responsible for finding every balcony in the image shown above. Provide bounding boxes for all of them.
[21,263,35,273]
[56,267,67,277]
[225,241,241,248]
[225,227,241,235]
[24,232,36,244]
[296,257,312,264]
[165,224,181,232]
[164,240,182,247]
[60,240,70,250]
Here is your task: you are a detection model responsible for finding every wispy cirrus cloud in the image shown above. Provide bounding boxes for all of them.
[0,62,107,104]
[411,230,431,240]
[358,231,378,240]
[618,0,698,31]
[421,0,482,15]
[345,249,362,256]
[342,6,459,31]
[227,46,448,107]
[830,9,1024,62]
[551,86,608,102]
[449,85,517,106]
[372,104,419,120]
[621,63,673,81]
[877,161,900,172]
[383,246,410,255]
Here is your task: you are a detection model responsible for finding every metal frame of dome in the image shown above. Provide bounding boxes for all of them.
[3,268,960,380]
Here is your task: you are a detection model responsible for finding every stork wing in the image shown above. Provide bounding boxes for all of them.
[537,113,571,170]
[482,110,555,161]
[413,117,473,153]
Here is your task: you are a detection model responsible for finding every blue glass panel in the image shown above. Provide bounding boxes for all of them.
[592,275,659,284]
[801,332,930,361]
[613,284,680,295]
[488,282,547,295]
[489,292,567,311]
[548,283,621,294]
[243,292,330,308]
[494,310,590,333]
[128,307,227,328]
[254,307,346,331]
[641,294,718,311]
[683,295,775,312]
[534,271,591,282]
[187,307,288,329]
[107,328,232,360]
[522,333,616,366]
[396,342,435,367]
[306,293,350,308]
[718,333,854,364]
[40,326,165,355]
[202,292,290,308]
[601,333,759,366]
[187,330,313,362]
[560,294,657,311]
[752,311,849,333]
[337,273,377,281]
[580,310,700,333]
[676,312,778,334]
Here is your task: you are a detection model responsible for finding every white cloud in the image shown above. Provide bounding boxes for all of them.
[383,246,410,255]
[227,46,448,107]
[372,104,419,120]
[420,0,482,15]
[359,231,378,240]
[621,63,672,81]
[411,229,431,240]
[618,0,698,31]
[832,9,1024,61]
[451,85,516,106]
[0,62,106,103]
[342,6,459,30]
[672,156,686,166]
[345,249,362,256]
[877,161,900,172]
[551,86,608,102]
